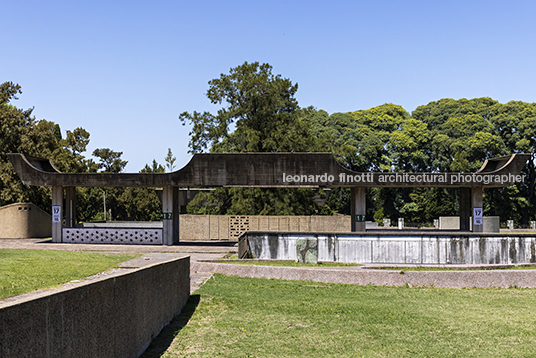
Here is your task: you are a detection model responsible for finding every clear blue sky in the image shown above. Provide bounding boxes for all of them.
[3,0,535,172]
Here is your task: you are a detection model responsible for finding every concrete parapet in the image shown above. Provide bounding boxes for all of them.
[0,203,51,239]
[0,256,190,358]
[79,221,163,228]
[366,221,379,229]
[241,232,536,265]
[483,216,500,233]
[439,216,460,230]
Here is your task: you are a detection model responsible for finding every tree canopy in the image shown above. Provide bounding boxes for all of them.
[177,64,536,225]
[179,61,319,154]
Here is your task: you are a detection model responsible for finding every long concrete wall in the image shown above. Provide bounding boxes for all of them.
[0,256,190,358]
[179,214,350,241]
[242,233,536,265]
[0,203,51,239]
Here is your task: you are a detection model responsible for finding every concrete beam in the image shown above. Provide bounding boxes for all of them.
[7,153,530,189]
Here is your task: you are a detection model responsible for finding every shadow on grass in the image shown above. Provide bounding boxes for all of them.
[140,294,201,358]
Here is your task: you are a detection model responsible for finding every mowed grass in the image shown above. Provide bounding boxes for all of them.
[0,249,139,299]
[143,274,536,357]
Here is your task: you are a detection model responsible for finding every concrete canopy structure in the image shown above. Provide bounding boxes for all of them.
[7,152,530,245]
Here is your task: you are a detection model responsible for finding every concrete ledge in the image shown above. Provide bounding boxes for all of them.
[241,232,536,264]
[192,261,536,288]
[0,256,190,358]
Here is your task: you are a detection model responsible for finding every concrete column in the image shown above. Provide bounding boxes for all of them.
[51,186,63,243]
[162,186,179,245]
[173,186,180,244]
[472,186,483,233]
[350,187,366,232]
[459,187,471,231]
[65,187,77,228]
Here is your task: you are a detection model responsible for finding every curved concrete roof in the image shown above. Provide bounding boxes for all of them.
[7,152,530,188]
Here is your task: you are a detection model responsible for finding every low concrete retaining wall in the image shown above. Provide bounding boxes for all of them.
[0,256,190,358]
[241,232,536,265]
[192,261,536,288]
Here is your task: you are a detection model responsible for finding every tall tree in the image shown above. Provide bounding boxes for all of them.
[179,61,318,154]
[180,62,329,215]
[92,148,128,173]
[164,148,176,172]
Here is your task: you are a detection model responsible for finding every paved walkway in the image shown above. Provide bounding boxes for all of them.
[3,239,536,289]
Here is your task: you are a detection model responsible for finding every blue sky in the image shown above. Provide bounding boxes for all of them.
[3,0,535,171]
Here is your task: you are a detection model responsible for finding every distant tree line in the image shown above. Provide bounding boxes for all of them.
[180,62,536,227]
[2,62,536,226]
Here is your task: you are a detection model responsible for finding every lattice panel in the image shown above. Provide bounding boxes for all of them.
[229,216,250,240]
[63,228,163,245]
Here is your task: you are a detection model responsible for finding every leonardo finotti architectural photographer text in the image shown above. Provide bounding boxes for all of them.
[282,173,525,185]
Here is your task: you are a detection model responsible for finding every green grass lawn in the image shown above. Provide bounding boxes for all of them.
[0,249,139,299]
[143,274,536,358]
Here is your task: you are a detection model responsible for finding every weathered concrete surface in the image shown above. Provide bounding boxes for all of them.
[7,152,530,188]
[180,214,350,241]
[0,256,190,358]
[0,203,51,239]
[241,232,536,265]
[192,261,536,288]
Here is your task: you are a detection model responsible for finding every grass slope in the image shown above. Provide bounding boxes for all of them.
[0,249,138,299]
[143,274,536,357]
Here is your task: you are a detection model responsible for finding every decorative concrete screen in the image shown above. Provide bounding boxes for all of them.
[63,228,163,244]
[229,216,251,240]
